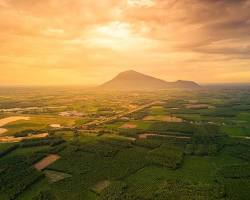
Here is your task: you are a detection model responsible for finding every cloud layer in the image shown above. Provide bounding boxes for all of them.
[0,0,250,85]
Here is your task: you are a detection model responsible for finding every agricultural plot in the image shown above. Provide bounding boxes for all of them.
[0,88,250,199]
[33,154,60,171]
[143,115,184,122]
[43,170,72,183]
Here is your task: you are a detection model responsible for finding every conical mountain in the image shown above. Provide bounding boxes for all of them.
[100,70,200,90]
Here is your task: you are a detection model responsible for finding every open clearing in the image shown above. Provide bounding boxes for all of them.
[143,115,183,122]
[44,169,72,183]
[92,180,111,193]
[0,132,48,143]
[0,128,7,134]
[49,124,61,128]
[33,154,60,171]
[0,116,30,135]
[138,133,191,140]
[0,116,30,127]
[120,123,137,129]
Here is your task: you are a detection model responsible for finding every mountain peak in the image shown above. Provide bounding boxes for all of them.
[100,70,200,90]
[117,70,143,77]
[120,70,138,74]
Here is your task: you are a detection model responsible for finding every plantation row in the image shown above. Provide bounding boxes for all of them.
[0,136,66,200]
[218,164,250,179]
[100,180,225,200]
[0,154,44,200]
[0,143,18,158]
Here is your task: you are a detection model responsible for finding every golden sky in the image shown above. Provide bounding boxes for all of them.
[1,0,250,85]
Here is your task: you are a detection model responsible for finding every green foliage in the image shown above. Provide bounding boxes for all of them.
[147,144,184,169]
[0,155,44,200]
[1,89,250,199]
[218,179,250,200]
[0,143,18,158]
[149,122,195,135]
[185,144,194,155]
[32,190,57,200]
[100,182,135,200]
[20,137,65,148]
[119,128,143,137]
[126,110,148,120]
[186,144,218,156]
[163,99,186,109]
[13,129,46,138]
[226,144,250,161]
[154,180,225,200]
[72,139,131,157]
[133,138,163,149]
[218,164,250,179]
[185,125,224,156]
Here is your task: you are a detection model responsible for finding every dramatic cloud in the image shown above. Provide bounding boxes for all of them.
[0,0,250,85]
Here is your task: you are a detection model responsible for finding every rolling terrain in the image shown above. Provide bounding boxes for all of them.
[0,87,250,200]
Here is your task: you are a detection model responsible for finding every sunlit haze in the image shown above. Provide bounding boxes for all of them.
[1,0,250,86]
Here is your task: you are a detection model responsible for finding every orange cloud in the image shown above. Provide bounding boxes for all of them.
[0,0,250,85]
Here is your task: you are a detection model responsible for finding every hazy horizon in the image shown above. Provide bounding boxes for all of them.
[1,0,250,86]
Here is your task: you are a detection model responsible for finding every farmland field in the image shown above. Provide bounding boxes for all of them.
[0,87,250,200]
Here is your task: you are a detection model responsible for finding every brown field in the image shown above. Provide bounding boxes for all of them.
[33,154,60,171]
[49,124,61,128]
[120,123,137,129]
[143,116,155,121]
[0,133,49,143]
[44,169,72,183]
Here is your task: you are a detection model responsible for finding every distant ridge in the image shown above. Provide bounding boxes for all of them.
[100,70,200,90]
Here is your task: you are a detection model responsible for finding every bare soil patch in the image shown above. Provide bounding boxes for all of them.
[28,133,49,139]
[120,123,137,129]
[0,133,48,143]
[50,124,61,128]
[92,180,111,193]
[33,154,60,171]
[162,116,183,122]
[44,169,71,183]
[143,116,155,121]
[0,136,21,143]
